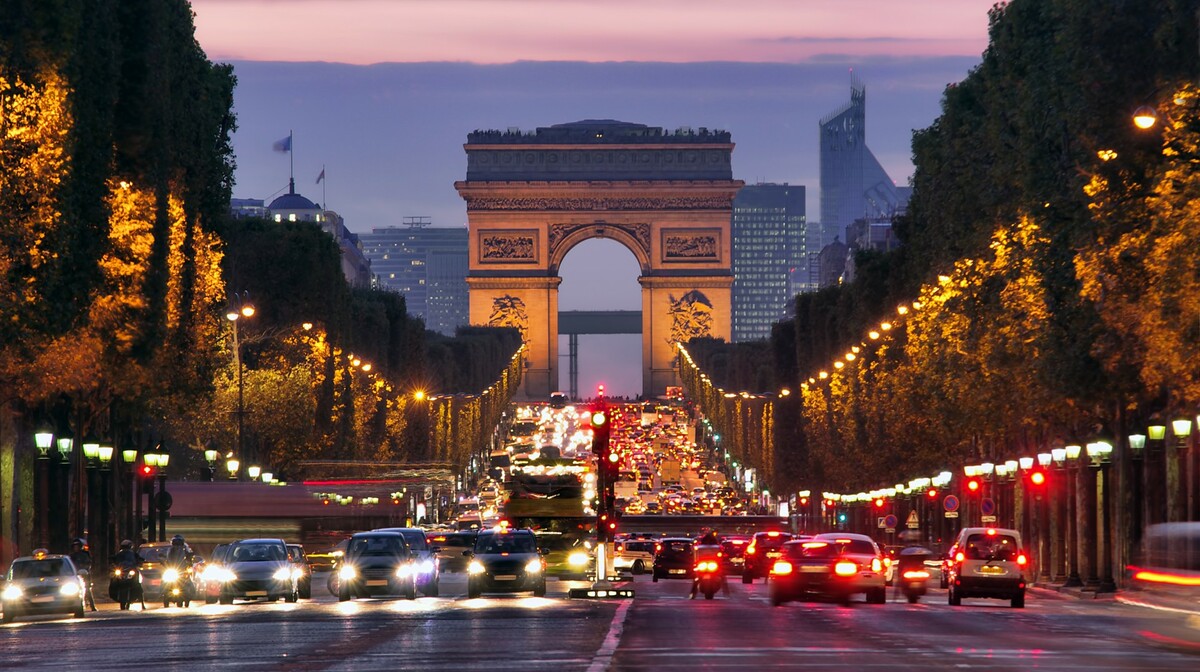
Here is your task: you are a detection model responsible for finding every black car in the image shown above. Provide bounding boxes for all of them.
[466,529,546,598]
[373,527,440,596]
[652,538,695,582]
[428,531,478,573]
[337,532,417,601]
[742,531,793,583]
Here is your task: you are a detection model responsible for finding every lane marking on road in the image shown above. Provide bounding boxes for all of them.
[587,598,632,672]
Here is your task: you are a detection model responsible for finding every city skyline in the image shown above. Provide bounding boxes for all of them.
[189,1,995,397]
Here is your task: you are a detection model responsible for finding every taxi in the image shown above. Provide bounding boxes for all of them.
[2,550,87,623]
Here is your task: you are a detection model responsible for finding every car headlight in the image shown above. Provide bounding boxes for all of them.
[419,559,435,575]
[60,582,80,596]
[273,567,294,581]
[525,559,543,574]
[567,552,589,567]
[162,568,180,583]
[395,564,413,579]
[338,565,358,581]
[219,568,237,582]
[468,561,486,575]
[2,584,22,600]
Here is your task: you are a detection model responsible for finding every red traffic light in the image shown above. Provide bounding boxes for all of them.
[799,497,809,506]
[966,478,981,493]
[927,488,938,499]
[1030,470,1047,486]
[141,465,154,476]
[607,451,620,464]
[874,498,885,508]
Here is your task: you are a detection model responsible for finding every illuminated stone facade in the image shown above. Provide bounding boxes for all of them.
[456,120,741,398]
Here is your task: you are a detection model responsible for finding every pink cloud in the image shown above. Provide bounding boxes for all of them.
[191,0,996,64]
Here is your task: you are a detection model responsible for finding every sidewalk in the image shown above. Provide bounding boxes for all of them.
[1029,582,1118,600]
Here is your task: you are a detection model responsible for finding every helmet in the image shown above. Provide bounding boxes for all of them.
[171,534,185,545]
[71,537,85,547]
[120,539,133,549]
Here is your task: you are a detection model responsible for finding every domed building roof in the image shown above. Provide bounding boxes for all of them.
[268,192,318,210]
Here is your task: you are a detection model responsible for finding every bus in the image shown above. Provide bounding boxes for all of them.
[614,470,639,501]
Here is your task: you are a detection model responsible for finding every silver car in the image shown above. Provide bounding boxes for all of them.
[2,551,87,623]
[214,538,298,604]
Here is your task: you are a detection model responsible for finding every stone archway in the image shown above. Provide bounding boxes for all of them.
[455,120,742,399]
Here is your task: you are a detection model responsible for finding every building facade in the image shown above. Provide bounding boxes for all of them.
[731,183,806,342]
[261,180,373,289]
[358,221,469,335]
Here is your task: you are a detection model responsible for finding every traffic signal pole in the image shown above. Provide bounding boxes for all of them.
[569,392,632,599]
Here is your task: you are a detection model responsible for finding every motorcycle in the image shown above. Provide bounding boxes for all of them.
[109,565,143,611]
[693,560,725,600]
[161,565,195,608]
[896,547,934,604]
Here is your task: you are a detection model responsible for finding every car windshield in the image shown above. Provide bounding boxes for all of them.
[230,543,286,562]
[476,535,537,554]
[659,541,693,557]
[754,534,790,549]
[624,542,655,553]
[537,535,585,552]
[138,547,165,562]
[790,539,876,559]
[348,536,408,557]
[10,559,69,579]
[395,530,427,551]
[964,534,1020,561]
[431,535,474,549]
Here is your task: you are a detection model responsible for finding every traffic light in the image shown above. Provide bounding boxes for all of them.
[141,464,155,477]
[927,488,938,499]
[1028,469,1048,487]
[966,477,981,494]
[873,498,886,509]
[598,512,616,542]
[592,408,615,479]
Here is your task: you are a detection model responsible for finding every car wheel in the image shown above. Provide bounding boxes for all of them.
[769,588,785,607]
[205,595,216,605]
[741,573,752,585]
[423,582,439,597]
[300,579,312,600]
[406,583,417,600]
[652,572,659,583]
[867,588,886,605]
[632,561,645,575]
[338,585,351,602]
[285,590,298,604]
[1,608,15,623]
[219,593,233,605]
[1011,593,1025,609]
[907,594,919,604]
[939,574,948,589]
[533,582,546,598]
[74,604,86,618]
[948,586,961,606]
[163,599,170,608]
[468,581,481,599]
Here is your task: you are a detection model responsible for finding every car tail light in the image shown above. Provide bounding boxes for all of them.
[1017,554,1027,566]
[746,543,756,555]
[695,561,718,572]
[834,561,858,576]
[771,561,793,576]
[871,558,883,573]
[902,570,931,580]
[955,552,964,562]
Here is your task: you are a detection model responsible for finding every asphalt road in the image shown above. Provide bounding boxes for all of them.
[2,573,1197,670]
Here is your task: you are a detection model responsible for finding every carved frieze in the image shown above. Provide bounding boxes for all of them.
[479,230,537,263]
[462,195,735,211]
[662,229,721,262]
[667,290,714,346]
[487,295,529,341]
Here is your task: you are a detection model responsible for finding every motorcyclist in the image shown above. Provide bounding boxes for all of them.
[68,538,97,611]
[110,539,146,609]
[689,530,729,599]
[164,534,192,568]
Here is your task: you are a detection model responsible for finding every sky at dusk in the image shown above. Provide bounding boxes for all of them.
[189,0,996,398]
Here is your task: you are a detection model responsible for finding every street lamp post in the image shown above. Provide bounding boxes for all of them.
[1091,442,1116,592]
[204,449,219,482]
[82,441,100,559]
[34,430,53,549]
[156,451,170,541]
[1147,424,1167,526]
[1128,433,1147,551]
[1064,444,1084,587]
[1036,452,1053,580]
[1081,442,1105,591]
[97,445,113,572]
[52,437,73,551]
[1051,447,1068,582]
[226,456,240,481]
[227,292,256,476]
[121,449,137,545]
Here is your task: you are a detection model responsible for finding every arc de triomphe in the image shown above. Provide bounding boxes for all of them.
[455,120,742,399]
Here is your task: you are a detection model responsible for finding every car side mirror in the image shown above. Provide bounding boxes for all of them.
[462,550,473,557]
[193,556,204,564]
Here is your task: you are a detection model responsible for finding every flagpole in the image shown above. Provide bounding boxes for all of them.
[321,164,326,212]
[289,130,294,187]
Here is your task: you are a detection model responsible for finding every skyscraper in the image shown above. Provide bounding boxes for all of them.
[731,183,806,342]
[819,77,912,252]
[358,219,469,335]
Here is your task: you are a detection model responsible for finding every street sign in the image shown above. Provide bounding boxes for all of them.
[981,515,997,523]
[945,511,959,518]
[877,517,886,529]
[980,498,996,516]
[906,510,919,529]
[943,495,960,512]
[883,514,898,529]
[155,490,173,512]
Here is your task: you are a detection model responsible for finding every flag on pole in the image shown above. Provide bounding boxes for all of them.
[316,168,325,184]
[272,135,292,153]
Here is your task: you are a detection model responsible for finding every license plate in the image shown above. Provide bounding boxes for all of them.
[801,565,827,573]
[245,590,268,597]
[669,569,686,574]
[977,566,1007,576]
[731,558,744,564]
[148,579,162,586]
[31,596,55,603]
[365,580,388,587]
[494,575,517,581]
[767,552,782,558]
